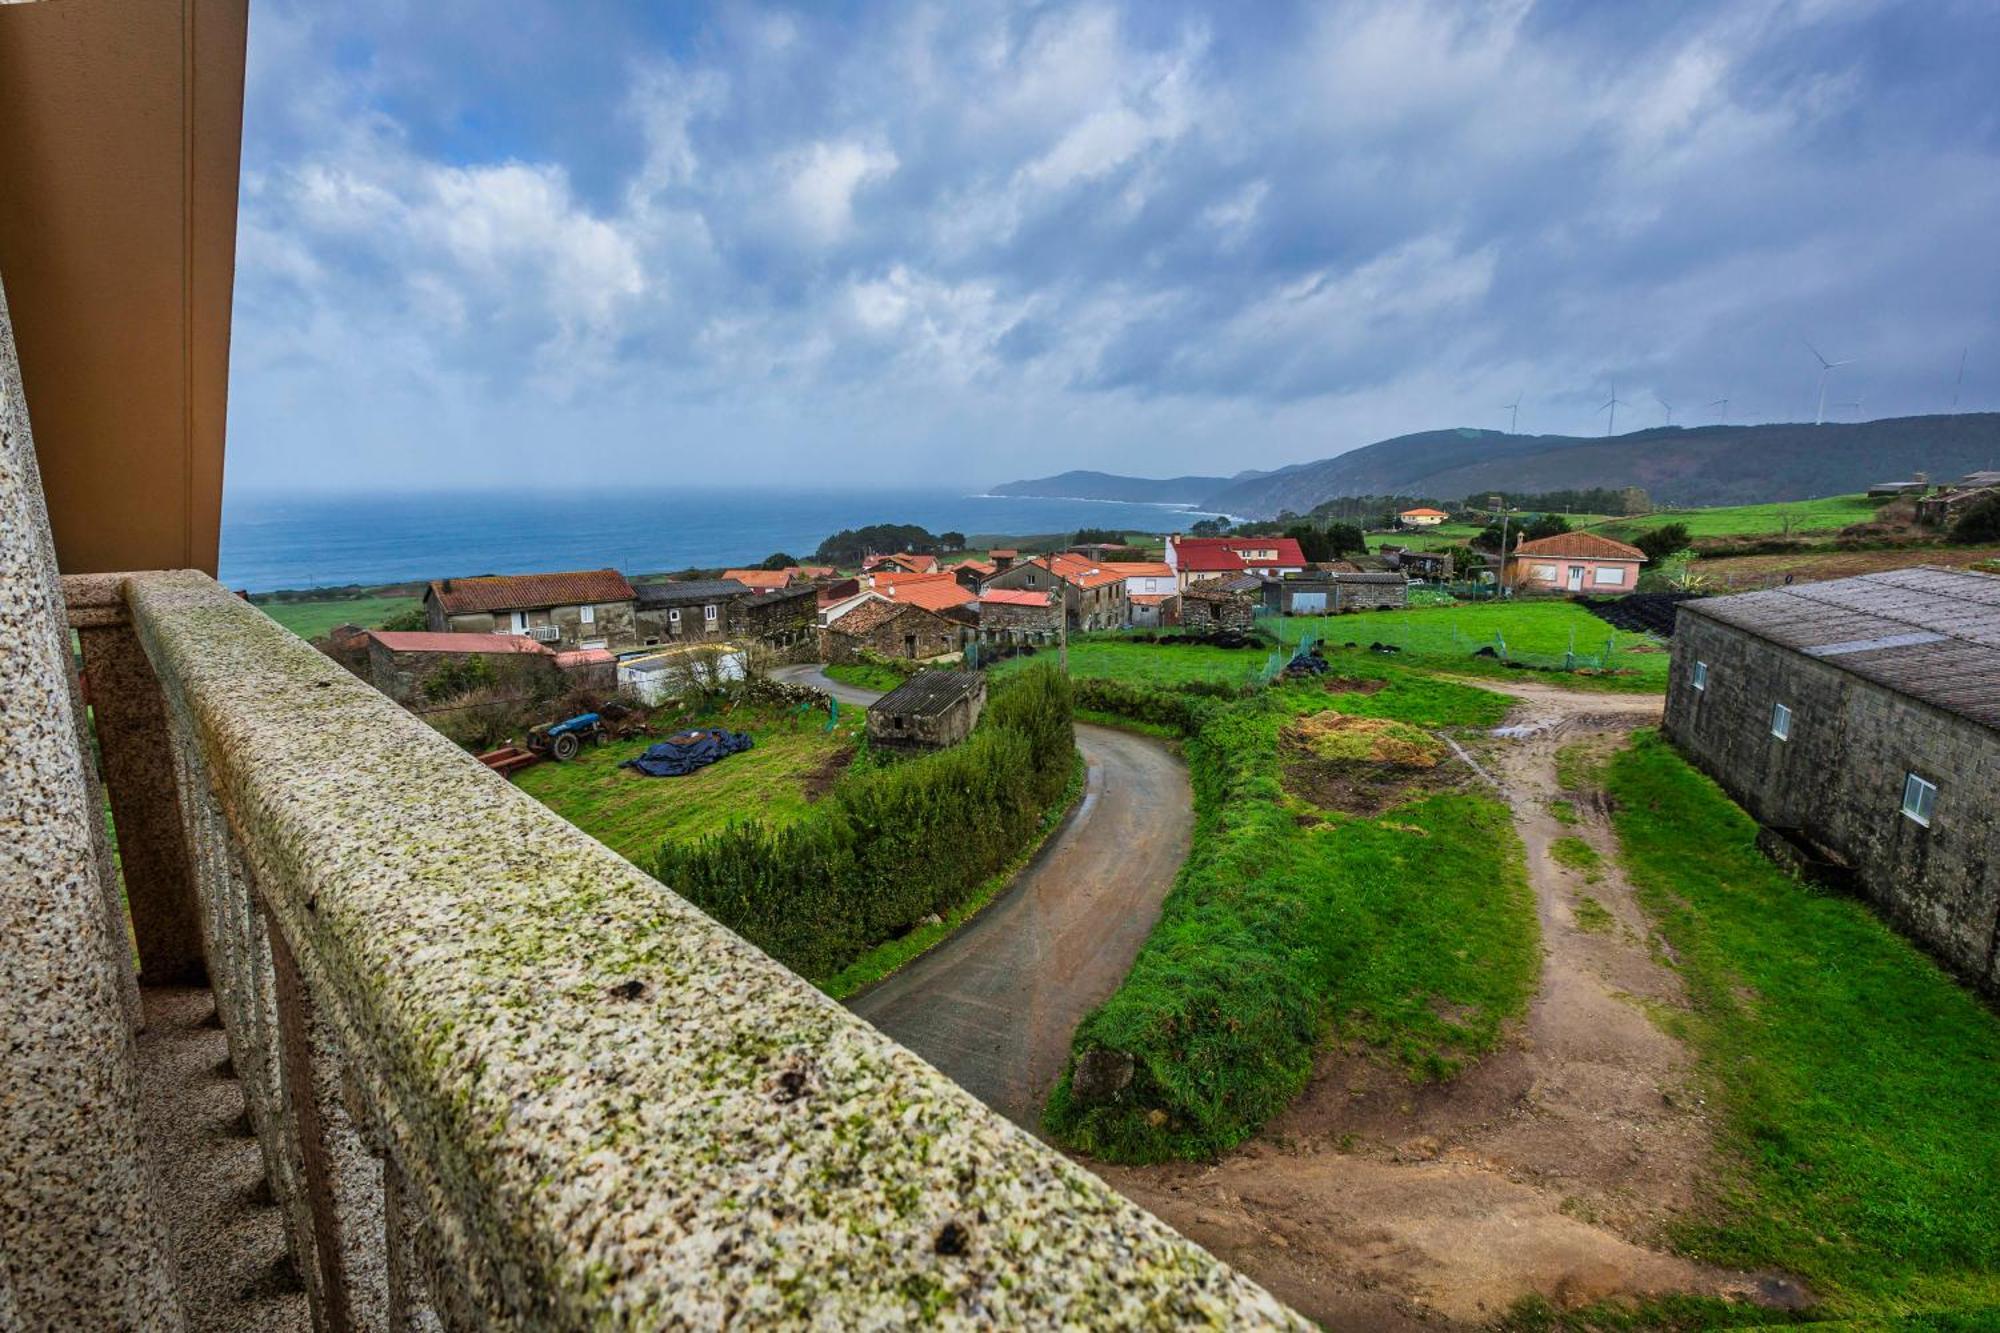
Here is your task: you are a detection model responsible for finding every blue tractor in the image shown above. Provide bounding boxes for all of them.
[527,712,606,762]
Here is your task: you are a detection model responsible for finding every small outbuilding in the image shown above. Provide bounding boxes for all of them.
[867,671,987,751]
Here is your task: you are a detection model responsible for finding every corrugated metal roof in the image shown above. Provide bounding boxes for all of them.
[1681,566,2000,730]
[635,579,750,606]
[871,671,985,717]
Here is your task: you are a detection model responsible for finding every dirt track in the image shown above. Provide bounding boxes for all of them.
[1098,680,1805,1329]
[772,664,1192,1126]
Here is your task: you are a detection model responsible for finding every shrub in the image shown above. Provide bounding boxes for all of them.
[654,665,1074,980]
[1071,677,1225,735]
[1949,493,2000,544]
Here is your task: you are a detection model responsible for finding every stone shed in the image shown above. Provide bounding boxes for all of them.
[1663,567,2000,994]
[1180,583,1256,634]
[867,671,986,751]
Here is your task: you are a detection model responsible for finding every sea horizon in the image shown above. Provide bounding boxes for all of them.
[220,485,1232,595]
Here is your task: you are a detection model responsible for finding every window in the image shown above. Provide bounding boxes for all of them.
[704,604,718,623]
[580,604,595,625]
[1770,702,1791,740]
[668,608,681,624]
[1593,566,1626,586]
[1902,773,1938,827]
[1692,661,1708,691]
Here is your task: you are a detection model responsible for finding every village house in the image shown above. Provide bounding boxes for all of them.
[1180,582,1257,634]
[1664,568,2000,994]
[358,630,559,706]
[722,568,799,593]
[1503,531,1647,594]
[734,584,818,647]
[633,578,749,645]
[982,553,1127,630]
[423,569,639,652]
[1164,534,1307,589]
[975,587,1062,642]
[1261,571,1409,615]
[1916,473,1998,528]
[987,548,1020,572]
[822,597,963,662]
[1101,560,1179,628]
[866,671,987,752]
[951,559,996,589]
[1397,507,1451,527]
[862,552,940,575]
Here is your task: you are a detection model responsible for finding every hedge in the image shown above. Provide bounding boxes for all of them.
[655,665,1074,980]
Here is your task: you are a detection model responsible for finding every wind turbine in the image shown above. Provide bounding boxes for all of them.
[1656,393,1674,426]
[1952,348,1967,410]
[1599,383,1628,437]
[1499,394,1521,435]
[1804,338,1855,425]
[1708,396,1730,423]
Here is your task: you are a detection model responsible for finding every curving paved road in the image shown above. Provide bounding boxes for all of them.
[772,663,1190,1126]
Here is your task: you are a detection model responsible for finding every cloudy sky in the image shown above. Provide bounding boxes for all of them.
[227,0,2000,493]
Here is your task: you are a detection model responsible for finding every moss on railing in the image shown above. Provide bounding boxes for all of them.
[122,570,1305,1328]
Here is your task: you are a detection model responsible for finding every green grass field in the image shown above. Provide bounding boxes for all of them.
[516,705,864,865]
[258,594,420,640]
[1606,733,2000,1317]
[1587,493,1884,542]
[1295,601,1669,691]
[1045,670,1533,1161]
[823,660,912,693]
[1368,521,1487,552]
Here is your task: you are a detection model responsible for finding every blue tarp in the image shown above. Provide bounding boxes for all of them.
[620,728,755,778]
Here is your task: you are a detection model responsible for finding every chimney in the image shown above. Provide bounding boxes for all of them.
[993,552,1015,572]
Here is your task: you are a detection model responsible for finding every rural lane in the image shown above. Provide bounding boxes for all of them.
[771,663,1191,1127]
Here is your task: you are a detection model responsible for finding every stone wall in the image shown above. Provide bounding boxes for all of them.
[1665,613,2000,992]
[1334,575,1410,611]
[978,600,1060,640]
[365,640,559,706]
[1182,590,1255,634]
[737,588,817,645]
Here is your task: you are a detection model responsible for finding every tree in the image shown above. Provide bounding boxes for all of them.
[1949,494,2000,544]
[759,552,799,570]
[1471,522,1506,553]
[1325,523,1367,558]
[1190,517,1230,537]
[1438,544,1483,580]
[1522,513,1571,541]
[379,605,428,632]
[1630,522,1692,564]
[1284,524,1332,563]
[1620,487,1652,516]
[938,531,967,551]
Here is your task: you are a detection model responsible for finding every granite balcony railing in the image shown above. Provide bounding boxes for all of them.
[15,567,1307,1330]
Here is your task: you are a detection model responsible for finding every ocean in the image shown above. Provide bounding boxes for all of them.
[219,488,1230,594]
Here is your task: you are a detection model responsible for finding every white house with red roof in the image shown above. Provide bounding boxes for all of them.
[1163,535,1307,590]
[1397,507,1451,527]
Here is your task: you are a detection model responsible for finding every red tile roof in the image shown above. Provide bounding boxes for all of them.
[1399,507,1450,517]
[1037,553,1127,589]
[978,588,1054,608]
[1510,532,1648,561]
[863,552,940,574]
[368,631,550,655]
[428,569,635,616]
[1168,536,1307,572]
[723,568,796,590]
[1128,593,1175,606]
[552,648,616,668]
[1101,561,1175,579]
[881,576,977,612]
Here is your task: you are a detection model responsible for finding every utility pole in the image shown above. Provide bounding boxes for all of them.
[1489,494,1511,597]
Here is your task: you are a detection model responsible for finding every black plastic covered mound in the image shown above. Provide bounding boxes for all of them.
[1577,592,1700,637]
[621,728,755,778]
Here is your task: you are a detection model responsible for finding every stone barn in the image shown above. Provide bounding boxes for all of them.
[867,672,986,751]
[1332,572,1410,611]
[823,598,961,662]
[1663,567,2000,994]
[1180,583,1255,634]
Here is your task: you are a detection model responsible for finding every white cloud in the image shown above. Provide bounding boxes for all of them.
[781,139,900,246]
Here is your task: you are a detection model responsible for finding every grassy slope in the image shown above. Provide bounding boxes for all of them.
[1607,733,2000,1317]
[1045,668,1536,1161]
[823,660,912,693]
[1294,601,1670,692]
[516,705,863,865]
[259,594,419,640]
[1587,493,1883,540]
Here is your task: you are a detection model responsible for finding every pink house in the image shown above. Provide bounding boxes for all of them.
[1505,531,1648,594]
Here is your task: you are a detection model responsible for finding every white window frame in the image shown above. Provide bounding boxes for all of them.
[580,604,595,625]
[668,608,681,624]
[509,610,528,635]
[1692,660,1708,691]
[1901,773,1937,827]
[1593,565,1626,586]
[704,604,718,623]
[1770,702,1791,741]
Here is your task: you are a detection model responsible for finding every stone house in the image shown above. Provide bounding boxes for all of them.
[349,631,622,708]
[735,584,818,648]
[1663,567,2000,994]
[1503,532,1646,595]
[1180,583,1256,634]
[982,553,1127,631]
[1127,593,1181,628]
[424,569,638,652]
[822,598,962,661]
[975,588,1061,642]
[634,579,750,646]
[1332,572,1410,610]
[866,671,987,752]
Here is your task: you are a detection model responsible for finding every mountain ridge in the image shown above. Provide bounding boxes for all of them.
[996,414,2000,519]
